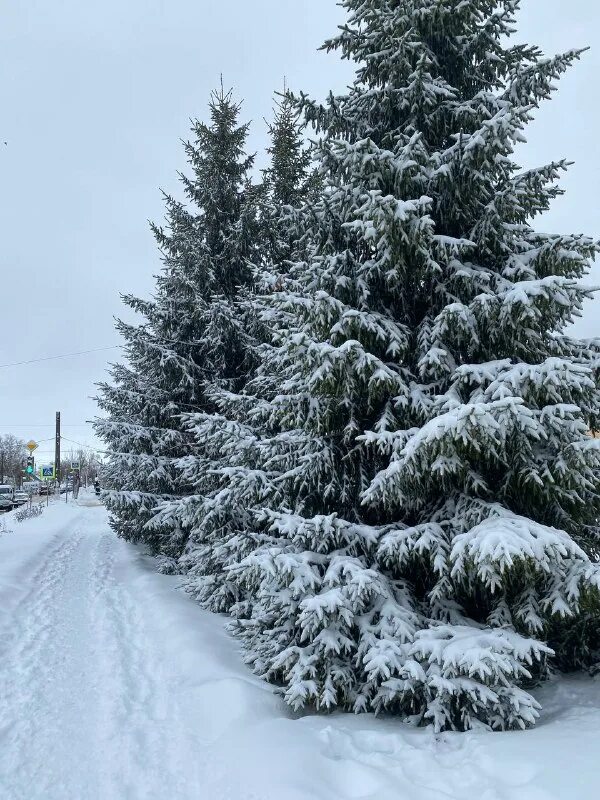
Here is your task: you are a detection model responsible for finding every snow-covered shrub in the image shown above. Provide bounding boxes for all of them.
[15,504,43,522]
[382,625,551,732]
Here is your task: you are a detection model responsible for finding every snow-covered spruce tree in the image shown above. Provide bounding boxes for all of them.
[225,0,600,731]
[96,86,258,561]
[261,90,320,267]
[163,90,320,608]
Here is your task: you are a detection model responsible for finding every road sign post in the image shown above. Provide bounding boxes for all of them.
[40,465,55,505]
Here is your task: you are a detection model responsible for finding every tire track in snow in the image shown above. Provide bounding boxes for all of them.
[0,521,106,800]
[90,532,176,799]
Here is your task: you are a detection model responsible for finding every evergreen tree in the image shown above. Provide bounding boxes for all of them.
[263,89,319,227]
[168,89,320,609]
[221,0,600,731]
[96,86,258,561]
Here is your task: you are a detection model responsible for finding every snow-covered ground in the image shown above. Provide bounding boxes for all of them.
[0,494,598,800]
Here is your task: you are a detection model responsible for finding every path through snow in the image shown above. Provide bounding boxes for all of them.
[0,496,599,799]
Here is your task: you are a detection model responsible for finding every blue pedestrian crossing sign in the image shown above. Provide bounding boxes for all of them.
[41,465,55,479]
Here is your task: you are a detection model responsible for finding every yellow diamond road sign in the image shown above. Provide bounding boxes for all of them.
[26,440,38,452]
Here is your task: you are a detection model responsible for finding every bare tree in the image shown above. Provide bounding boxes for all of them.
[61,447,102,487]
[0,435,27,485]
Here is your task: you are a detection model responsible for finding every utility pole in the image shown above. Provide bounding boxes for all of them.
[55,411,61,491]
[0,451,4,484]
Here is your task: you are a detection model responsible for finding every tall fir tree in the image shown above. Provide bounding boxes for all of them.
[96,86,258,560]
[216,0,600,731]
[159,89,320,607]
[262,89,320,255]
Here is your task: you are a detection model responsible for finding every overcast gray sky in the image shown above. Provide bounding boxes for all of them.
[1,0,599,464]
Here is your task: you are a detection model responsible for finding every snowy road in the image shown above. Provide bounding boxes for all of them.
[1,497,599,800]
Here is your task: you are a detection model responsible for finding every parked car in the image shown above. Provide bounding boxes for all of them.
[13,491,29,506]
[0,484,14,504]
[0,496,13,513]
[38,484,51,496]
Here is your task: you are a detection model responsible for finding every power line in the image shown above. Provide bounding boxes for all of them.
[0,424,92,428]
[0,345,121,370]
[59,435,107,454]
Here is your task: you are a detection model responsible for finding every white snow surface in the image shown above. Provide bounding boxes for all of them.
[0,494,599,800]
